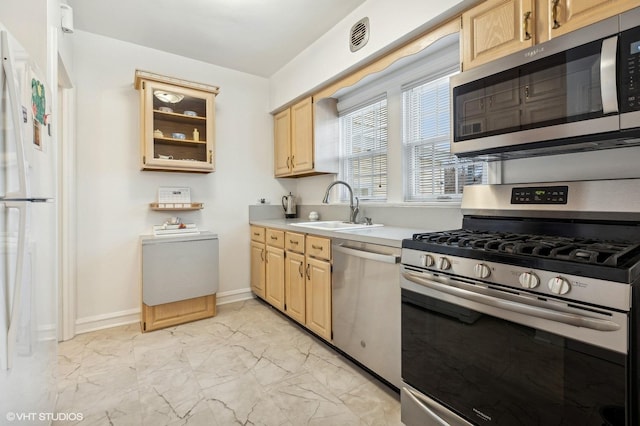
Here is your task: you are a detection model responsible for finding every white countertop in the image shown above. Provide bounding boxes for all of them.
[249,219,424,247]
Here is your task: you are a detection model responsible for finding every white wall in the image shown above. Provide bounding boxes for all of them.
[0,0,48,73]
[268,0,473,110]
[72,31,291,330]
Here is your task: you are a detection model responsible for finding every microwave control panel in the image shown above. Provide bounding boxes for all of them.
[620,26,640,112]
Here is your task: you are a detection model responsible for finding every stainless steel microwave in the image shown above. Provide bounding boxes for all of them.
[451,7,640,159]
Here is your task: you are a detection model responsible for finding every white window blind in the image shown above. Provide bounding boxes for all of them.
[403,72,487,201]
[339,97,388,201]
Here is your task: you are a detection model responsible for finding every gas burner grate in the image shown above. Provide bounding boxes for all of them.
[412,230,640,267]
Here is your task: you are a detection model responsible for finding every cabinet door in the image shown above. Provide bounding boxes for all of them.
[139,79,215,172]
[250,241,266,299]
[548,0,637,40]
[462,0,534,70]
[265,246,285,311]
[274,108,291,176]
[305,257,331,341]
[290,97,314,174]
[285,251,306,324]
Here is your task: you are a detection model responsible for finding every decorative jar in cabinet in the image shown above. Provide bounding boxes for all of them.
[134,70,219,173]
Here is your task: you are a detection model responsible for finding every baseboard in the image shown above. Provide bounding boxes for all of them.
[73,288,255,335]
[216,288,254,305]
[74,307,140,335]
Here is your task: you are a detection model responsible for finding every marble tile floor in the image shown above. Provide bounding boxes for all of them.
[55,298,401,425]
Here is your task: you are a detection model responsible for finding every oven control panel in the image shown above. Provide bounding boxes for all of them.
[511,185,568,204]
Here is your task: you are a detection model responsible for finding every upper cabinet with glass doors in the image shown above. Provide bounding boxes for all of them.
[134,70,219,173]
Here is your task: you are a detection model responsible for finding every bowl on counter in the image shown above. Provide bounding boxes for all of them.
[183,110,198,117]
[171,132,186,140]
[158,106,173,113]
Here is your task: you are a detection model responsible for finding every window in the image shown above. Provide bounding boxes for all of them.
[403,72,487,201]
[339,97,388,201]
[335,33,486,204]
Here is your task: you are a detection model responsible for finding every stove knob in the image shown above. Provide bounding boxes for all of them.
[519,272,540,289]
[420,254,435,267]
[437,257,451,271]
[548,276,571,295]
[474,263,491,279]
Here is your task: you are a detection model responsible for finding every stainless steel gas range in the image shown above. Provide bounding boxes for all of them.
[400,179,640,426]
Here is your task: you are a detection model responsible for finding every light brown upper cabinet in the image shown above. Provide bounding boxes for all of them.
[462,0,535,70]
[135,70,218,173]
[462,0,638,71]
[546,0,638,40]
[273,96,338,178]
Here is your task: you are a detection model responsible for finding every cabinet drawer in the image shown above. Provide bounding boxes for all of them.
[306,235,331,261]
[285,232,305,253]
[266,228,285,248]
[250,226,265,243]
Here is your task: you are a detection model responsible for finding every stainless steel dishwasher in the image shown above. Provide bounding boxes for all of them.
[332,238,401,389]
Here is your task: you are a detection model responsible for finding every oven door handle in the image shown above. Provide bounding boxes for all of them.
[402,271,621,332]
[402,386,452,426]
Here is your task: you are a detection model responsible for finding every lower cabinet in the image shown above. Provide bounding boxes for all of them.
[265,228,286,311]
[250,226,266,298]
[284,250,306,324]
[250,226,332,341]
[250,240,266,299]
[265,245,285,311]
[305,256,332,340]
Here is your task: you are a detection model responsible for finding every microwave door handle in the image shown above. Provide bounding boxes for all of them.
[600,35,619,115]
[402,271,621,332]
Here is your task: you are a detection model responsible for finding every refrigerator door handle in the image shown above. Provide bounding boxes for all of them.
[1,31,28,200]
[3,201,27,370]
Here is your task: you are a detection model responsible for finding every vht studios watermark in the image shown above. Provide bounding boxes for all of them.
[5,412,84,422]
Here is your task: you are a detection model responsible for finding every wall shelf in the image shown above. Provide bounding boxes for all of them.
[149,202,203,211]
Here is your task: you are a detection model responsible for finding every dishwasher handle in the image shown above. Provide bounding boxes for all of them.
[334,244,399,264]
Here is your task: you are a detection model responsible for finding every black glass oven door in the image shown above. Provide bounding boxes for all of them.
[401,288,627,426]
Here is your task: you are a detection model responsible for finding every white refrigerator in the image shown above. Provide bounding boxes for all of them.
[0,24,58,421]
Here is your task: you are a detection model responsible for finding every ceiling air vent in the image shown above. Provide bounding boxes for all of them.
[350,17,370,52]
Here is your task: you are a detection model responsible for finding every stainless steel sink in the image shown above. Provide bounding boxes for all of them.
[290,220,383,231]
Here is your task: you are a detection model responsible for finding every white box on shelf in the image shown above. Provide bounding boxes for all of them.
[158,187,191,205]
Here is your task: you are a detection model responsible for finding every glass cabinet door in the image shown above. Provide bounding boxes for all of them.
[136,72,217,173]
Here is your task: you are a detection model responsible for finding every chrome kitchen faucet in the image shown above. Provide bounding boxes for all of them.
[322,180,359,224]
